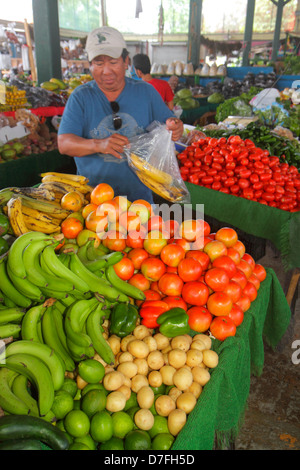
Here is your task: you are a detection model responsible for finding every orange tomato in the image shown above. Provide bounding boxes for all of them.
[128,273,151,291]
[143,230,167,256]
[85,210,108,233]
[207,292,233,316]
[90,183,114,205]
[132,199,154,216]
[178,219,203,242]
[160,243,185,267]
[113,257,135,281]
[215,227,238,247]
[102,230,126,252]
[61,217,83,239]
[61,191,83,212]
[97,199,119,223]
[82,203,98,219]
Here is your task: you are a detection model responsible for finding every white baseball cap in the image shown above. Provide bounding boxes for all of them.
[85,26,127,61]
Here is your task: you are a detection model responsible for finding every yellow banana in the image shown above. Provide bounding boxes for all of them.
[22,215,61,234]
[129,152,173,185]
[8,186,56,202]
[21,205,61,226]
[40,172,89,184]
[7,197,29,237]
[136,171,186,203]
[20,195,71,220]
[39,181,86,205]
[41,174,88,190]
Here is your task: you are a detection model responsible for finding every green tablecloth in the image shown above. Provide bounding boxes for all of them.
[172,267,291,450]
[0,150,75,189]
[180,98,218,125]
[186,182,300,271]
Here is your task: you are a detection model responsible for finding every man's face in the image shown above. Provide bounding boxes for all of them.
[90,55,128,94]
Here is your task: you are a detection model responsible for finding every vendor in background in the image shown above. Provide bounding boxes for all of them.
[132,53,175,110]
[57,26,183,204]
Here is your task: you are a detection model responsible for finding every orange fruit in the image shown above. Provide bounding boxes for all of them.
[61,217,83,239]
[90,183,114,205]
[61,191,83,212]
[82,203,98,219]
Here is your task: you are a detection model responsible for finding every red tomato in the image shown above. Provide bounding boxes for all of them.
[147,215,166,232]
[252,264,267,282]
[177,258,202,282]
[232,240,246,258]
[143,230,167,256]
[142,289,162,302]
[163,219,179,238]
[203,240,228,261]
[226,247,241,265]
[168,237,191,252]
[181,281,209,306]
[212,255,237,278]
[235,293,251,312]
[126,227,147,249]
[160,243,185,267]
[243,281,257,302]
[228,304,244,326]
[140,300,170,311]
[185,250,210,271]
[187,306,213,333]
[128,273,151,291]
[248,273,261,291]
[231,268,248,289]
[209,316,237,341]
[158,273,184,297]
[140,257,166,282]
[102,230,126,252]
[163,296,188,311]
[237,258,253,279]
[204,267,230,292]
[223,280,242,303]
[242,253,256,270]
[113,257,135,281]
[207,292,233,316]
[127,248,149,270]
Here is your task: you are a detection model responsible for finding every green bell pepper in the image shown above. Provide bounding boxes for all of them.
[109,302,138,338]
[156,307,190,338]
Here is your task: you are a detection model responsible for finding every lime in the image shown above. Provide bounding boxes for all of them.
[151,432,174,450]
[124,430,151,450]
[69,442,90,450]
[150,383,166,395]
[90,410,113,443]
[126,406,139,429]
[81,382,107,397]
[112,411,134,439]
[73,399,81,410]
[148,415,169,439]
[55,419,73,444]
[0,213,9,237]
[0,237,9,256]
[61,377,78,398]
[78,359,105,383]
[51,390,74,420]
[99,437,124,450]
[124,391,138,411]
[64,409,90,438]
[74,434,97,450]
[81,389,107,418]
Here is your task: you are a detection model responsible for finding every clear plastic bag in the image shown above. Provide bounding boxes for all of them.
[125,122,191,204]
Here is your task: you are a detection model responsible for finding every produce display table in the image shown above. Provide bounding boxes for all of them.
[180,98,218,126]
[173,267,291,450]
[186,182,300,272]
[3,106,65,118]
[0,150,75,189]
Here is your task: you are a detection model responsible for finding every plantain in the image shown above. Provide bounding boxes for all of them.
[22,215,61,234]
[7,197,29,237]
[21,205,61,226]
[39,181,86,204]
[40,172,89,184]
[136,171,186,203]
[0,188,15,209]
[8,187,56,202]
[19,195,71,220]
[129,152,173,185]
[41,174,89,192]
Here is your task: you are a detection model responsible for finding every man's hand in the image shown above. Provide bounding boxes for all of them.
[94,133,129,159]
[166,117,184,142]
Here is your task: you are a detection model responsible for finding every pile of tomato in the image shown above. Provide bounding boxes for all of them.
[112,216,267,342]
[178,135,300,212]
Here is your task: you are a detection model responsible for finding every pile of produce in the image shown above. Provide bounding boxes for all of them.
[173,89,199,110]
[0,174,267,450]
[178,134,300,212]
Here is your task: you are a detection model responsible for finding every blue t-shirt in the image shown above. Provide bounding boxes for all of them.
[58,77,174,203]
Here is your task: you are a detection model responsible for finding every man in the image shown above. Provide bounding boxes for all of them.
[57,26,183,204]
[132,53,174,110]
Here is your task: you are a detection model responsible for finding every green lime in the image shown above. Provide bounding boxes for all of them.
[74,434,97,450]
[111,411,134,439]
[124,430,151,450]
[99,437,124,450]
[0,237,9,256]
[90,410,113,443]
[126,406,139,429]
[81,382,107,397]
[78,359,105,383]
[55,419,73,444]
[0,213,9,237]
[81,389,107,418]
[51,390,74,420]
[151,432,174,450]
[69,442,90,450]
[73,399,81,409]
[61,377,78,398]
[150,383,166,395]
[64,409,90,438]
[148,415,169,439]
[124,391,138,411]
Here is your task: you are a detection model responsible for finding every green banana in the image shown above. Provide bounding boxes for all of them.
[22,238,55,288]
[86,242,109,260]
[0,353,54,416]
[86,302,114,365]
[66,337,95,362]
[11,374,40,417]
[78,243,107,273]
[6,263,45,302]
[40,286,71,300]
[7,231,51,279]
[105,264,146,300]
[0,188,15,207]
[4,340,65,391]
[64,298,98,348]
[100,251,124,266]
[3,294,17,308]
[40,245,89,293]
[0,367,31,415]
[41,305,75,372]
[52,304,68,349]
[0,323,21,339]
[69,252,129,302]
[0,258,32,308]
[0,306,26,324]
[21,303,45,343]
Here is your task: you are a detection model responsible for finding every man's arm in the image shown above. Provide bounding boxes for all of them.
[58,133,129,159]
